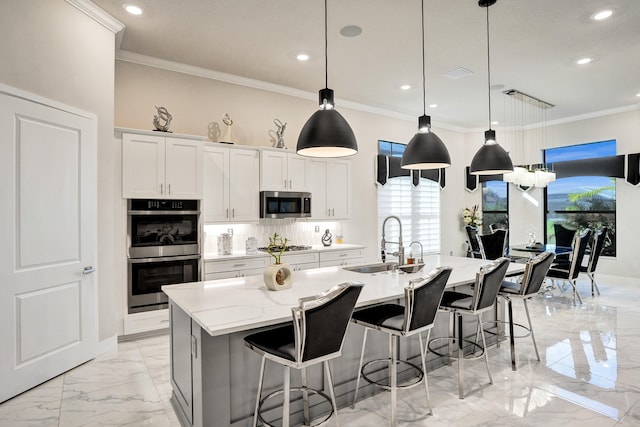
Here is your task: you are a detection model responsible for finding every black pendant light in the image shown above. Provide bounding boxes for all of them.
[470,0,513,175]
[296,0,358,158]
[401,0,451,170]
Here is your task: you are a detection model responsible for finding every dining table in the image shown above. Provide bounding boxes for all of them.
[510,243,572,258]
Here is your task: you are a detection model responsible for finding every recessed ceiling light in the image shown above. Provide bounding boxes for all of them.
[636,93,640,97]
[429,104,438,109]
[296,53,309,61]
[592,10,613,20]
[400,84,411,91]
[123,3,143,15]
[491,121,499,125]
[340,25,362,37]
[577,57,592,65]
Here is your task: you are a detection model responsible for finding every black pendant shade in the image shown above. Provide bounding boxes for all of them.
[470,129,513,174]
[296,89,358,158]
[401,115,451,170]
[296,0,358,158]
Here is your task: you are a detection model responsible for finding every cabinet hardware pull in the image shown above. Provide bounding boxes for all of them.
[168,183,171,194]
[339,254,347,257]
[160,183,163,194]
[289,179,292,188]
[226,208,229,218]
[232,208,235,218]
[332,208,335,216]
[233,264,246,267]
[284,179,288,188]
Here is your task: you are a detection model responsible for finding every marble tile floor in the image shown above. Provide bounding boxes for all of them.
[2,273,640,426]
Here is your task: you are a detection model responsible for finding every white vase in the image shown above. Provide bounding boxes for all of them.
[264,263,293,291]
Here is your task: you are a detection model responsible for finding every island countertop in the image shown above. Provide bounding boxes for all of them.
[163,255,524,338]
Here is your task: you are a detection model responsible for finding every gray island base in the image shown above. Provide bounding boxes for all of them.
[163,255,524,427]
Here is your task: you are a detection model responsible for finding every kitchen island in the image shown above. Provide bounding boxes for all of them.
[163,255,525,427]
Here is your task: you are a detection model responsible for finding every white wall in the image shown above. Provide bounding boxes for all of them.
[0,0,118,343]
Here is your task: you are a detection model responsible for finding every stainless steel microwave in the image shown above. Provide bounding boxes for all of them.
[260,191,311,219]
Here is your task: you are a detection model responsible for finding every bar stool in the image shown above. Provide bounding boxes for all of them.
[428,257,510,399]
[351,266,452,426]
[244,282,363,427]
[497,251,555,371]
[546,228,591,305]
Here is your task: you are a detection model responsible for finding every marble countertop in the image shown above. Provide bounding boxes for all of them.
[203,243,365,261]
[163,255,525,337]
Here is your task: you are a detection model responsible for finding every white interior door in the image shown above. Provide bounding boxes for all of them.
[0,87,97,403]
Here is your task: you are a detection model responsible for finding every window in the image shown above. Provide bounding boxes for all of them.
[482,180,508,235]
[544,140,616,256]
[377,141,441,257]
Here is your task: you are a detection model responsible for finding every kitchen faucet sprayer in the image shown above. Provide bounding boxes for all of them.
[381,215,405,266]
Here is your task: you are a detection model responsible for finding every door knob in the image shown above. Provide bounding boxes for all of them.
[83,266,96,275]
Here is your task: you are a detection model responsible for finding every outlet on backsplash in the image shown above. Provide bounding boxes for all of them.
[203,220,344,255]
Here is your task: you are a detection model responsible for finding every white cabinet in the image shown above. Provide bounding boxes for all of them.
[122,132,203,199]
[309,158,351,219]
[281,252,320,271]
[319,248,365,267]
[260,149,309,191]
[204,257,267,280]
[203,144,260,223]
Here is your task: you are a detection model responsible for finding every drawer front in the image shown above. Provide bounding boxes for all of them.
[293,262,320,272]
[281,252,319,265]
[205,257,267,274]
[319,249,363,263]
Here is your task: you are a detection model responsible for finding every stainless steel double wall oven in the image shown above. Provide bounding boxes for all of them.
[127,199,201,313]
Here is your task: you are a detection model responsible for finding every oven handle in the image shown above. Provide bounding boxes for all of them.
[128,254,201,264]
[128,210,200,215]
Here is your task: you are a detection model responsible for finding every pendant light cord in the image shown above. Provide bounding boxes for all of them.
[421,0,426,116]
[486,4,492,128]
[324,0,328,89]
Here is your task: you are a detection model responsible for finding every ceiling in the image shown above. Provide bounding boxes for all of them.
[93,0,640,130]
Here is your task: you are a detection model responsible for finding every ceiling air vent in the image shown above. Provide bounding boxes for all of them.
[443,67,473,79]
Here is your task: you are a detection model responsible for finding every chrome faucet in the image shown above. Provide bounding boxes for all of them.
[408,241,424,263]
[381,215,405,265]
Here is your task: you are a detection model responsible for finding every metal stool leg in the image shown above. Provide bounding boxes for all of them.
[351,328,368,408]
[324,361,340,427]
[589,272,601,296]
[390,334,398,427]
[457,312,464,399]
[283,366,290,427]
[507,298,516,371]
[301,367,310,426]
[418,331,433,415]
[523,299,540,362]
[253,357,266,427]
[478,313,493,386]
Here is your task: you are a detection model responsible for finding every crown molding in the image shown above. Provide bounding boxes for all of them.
[115,50,467,133]
[65,0,124,34]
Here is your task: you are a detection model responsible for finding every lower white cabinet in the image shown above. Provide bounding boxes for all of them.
[281,252,320,271]
[319,248,365,267]
[123,309,170,335]
[204,257,267,280]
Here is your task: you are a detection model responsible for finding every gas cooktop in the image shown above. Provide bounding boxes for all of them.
[257,245,312,252]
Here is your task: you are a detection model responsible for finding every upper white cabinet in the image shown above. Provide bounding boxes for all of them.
[122,131,203,199]
[260,149,309,192]
[309,158,351,219]
[203,144,260,223]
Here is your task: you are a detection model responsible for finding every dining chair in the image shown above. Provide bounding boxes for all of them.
[244,282,363,427]
[465,225,483,259]
[553,223,577,262]
[479,229,508,260]
[581,226,608,296]
[497,251,555,370]
[546,228,592,305]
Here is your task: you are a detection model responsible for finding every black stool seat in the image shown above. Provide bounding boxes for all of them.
[351,304,404,331]
[245,325,296,362]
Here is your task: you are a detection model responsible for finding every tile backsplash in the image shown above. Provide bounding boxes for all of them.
[203,220,344,254]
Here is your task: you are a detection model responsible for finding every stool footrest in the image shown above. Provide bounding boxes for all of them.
[257,387,333,427]
[427,336,486,360]
[482,320,532,340]
[360,358,424,391]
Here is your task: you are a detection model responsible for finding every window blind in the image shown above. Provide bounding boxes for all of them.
[377,176,440,258]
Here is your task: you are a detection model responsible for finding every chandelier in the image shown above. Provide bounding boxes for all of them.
[501,89,556,188]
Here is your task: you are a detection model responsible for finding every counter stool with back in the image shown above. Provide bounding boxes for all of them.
[350,266,452,426]
[244,282,363,427]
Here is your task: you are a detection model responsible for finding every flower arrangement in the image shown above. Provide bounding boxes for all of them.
[266,232,288,265]
[463,205,483,227]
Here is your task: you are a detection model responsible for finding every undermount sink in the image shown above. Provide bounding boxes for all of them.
[342,263,398,274]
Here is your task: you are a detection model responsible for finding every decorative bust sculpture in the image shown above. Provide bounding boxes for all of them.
[220,113,234,143]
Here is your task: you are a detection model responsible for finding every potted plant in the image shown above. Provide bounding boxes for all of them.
[264,233,293,290]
